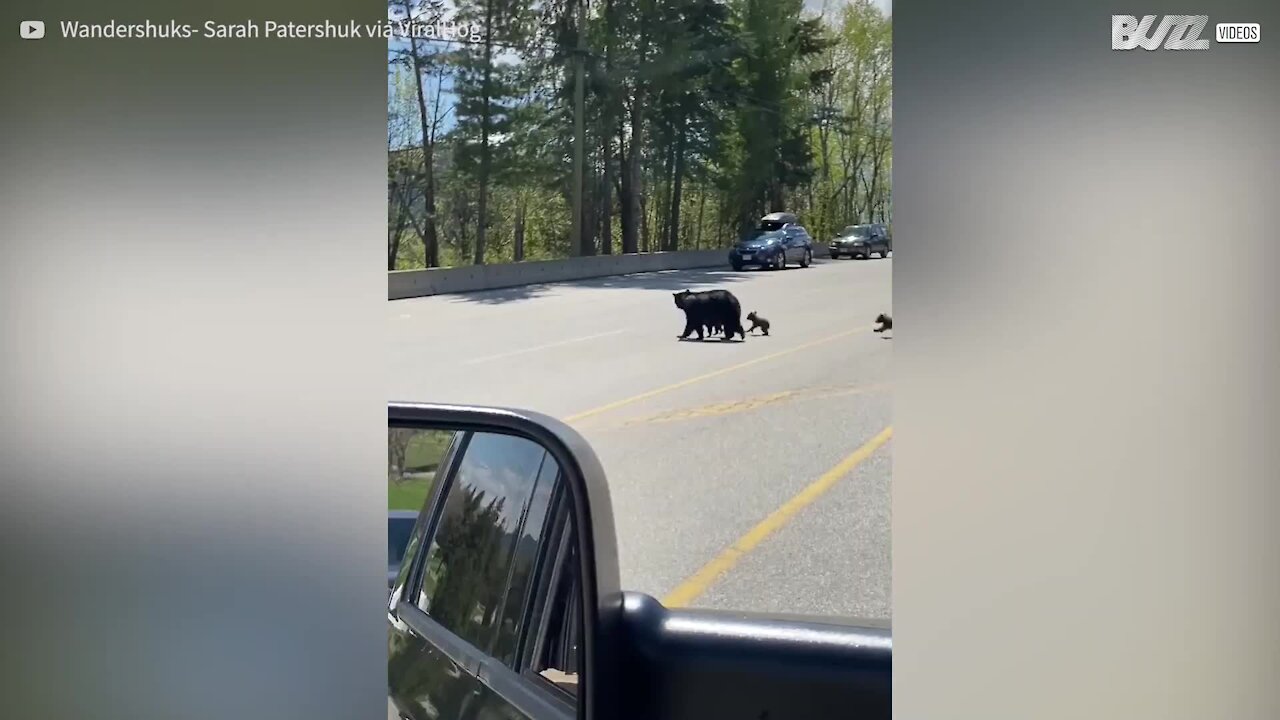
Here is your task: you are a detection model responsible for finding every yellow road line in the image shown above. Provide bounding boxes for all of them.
[617,382,891,428]
[564,325,871,424]
[662,426,894,608]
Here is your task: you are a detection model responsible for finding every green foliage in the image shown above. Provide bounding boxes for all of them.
[389,430,451,510]
[388,0,892,269]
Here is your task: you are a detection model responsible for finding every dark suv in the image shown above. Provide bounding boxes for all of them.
[729,212,814,271]
[829,223,891,259]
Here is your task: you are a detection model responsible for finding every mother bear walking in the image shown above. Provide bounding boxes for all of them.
[673,289,746,341]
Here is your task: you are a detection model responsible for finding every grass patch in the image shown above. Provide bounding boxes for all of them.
[405,431,453,470]
[389,472,436,511]
[389,430,454,510]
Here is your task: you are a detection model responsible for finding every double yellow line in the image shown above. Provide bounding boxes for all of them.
[565,325,870,424]
[560,324,892,609]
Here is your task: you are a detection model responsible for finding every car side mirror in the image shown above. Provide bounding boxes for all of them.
[387,402,622,720]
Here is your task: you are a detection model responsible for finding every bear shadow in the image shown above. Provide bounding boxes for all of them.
[677,336,745,344]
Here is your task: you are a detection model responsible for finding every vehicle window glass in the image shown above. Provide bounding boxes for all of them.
[529,524,581,698]
[388,429,458,604]
[389,428,457,512]
[489,455,562,668]
[414,432,549,650]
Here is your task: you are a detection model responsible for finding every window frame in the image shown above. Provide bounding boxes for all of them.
[389,429,470,611]
[483,451,563,668]
[518,493,581,702]
[523,507,572,671]
[409,430,549,642]
[393,428,577,719]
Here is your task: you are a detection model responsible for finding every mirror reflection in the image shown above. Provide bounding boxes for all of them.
[388,427,582,720]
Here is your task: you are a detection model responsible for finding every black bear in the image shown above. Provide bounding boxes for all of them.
[746,311,770,336]
[673,289,746,341]
[873,313,892,333]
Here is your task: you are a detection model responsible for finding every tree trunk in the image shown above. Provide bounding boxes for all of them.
[388,429,412,482]
[667,123,687,252]
[658,137,675,251]
[514,194,527,261]
[458,209,470,261]
[866,114,885,221]
[618,116,635,254]
[388,181,410,270]
[583,150,598,256]
[474,0,495,265]
[769,171,784,213]
[694,186,706,249]
[571,0,589,257]
[623,21,647,255]
[817,70,835,238]
[423,146,438,268]
[640,188,649,252]
[403,1,440,269]
[600,132,613,254]
[625,93,644,253]
[599,0,614,255]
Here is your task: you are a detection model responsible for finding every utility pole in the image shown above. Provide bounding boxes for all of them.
[571,0,587,255]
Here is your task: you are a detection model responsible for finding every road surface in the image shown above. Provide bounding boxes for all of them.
[389,256,892,622]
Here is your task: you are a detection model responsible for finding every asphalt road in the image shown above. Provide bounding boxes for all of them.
[389,255,892,622]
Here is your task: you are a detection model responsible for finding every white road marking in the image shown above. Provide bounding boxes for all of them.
[461,329,627,365]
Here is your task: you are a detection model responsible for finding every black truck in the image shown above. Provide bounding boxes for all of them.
[387,402,890,720]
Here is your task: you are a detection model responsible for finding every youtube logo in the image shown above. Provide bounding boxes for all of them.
[20,20,45,39]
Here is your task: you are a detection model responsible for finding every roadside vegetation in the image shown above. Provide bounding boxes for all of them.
[388,0,892,269]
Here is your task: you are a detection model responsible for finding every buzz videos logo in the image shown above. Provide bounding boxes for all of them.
[1112,15,1261,50]
[1112,15,1209,50]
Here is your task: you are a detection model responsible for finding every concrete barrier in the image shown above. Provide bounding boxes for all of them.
[390,249,719,299]
[388,245,834,300]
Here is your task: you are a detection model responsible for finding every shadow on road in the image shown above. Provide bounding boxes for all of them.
[677,336,747,344]
[436,259,849,306]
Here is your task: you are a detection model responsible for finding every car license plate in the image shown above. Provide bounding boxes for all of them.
[741,253,753,260]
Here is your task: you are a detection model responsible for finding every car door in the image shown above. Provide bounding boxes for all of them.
[388,430,575,720]
[783,227,803,261]
[794,226,812,257]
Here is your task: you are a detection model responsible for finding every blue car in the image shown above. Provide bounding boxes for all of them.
[729,212,814,271]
